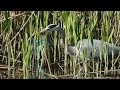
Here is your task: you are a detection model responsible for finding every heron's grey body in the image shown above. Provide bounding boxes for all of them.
[76,39,120,61]
[41,24,120,62]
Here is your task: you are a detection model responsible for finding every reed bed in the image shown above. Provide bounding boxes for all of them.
[0,11,120,79]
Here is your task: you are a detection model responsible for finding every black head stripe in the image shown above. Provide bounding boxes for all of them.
[47,24,57,29]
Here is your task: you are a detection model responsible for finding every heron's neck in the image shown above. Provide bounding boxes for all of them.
[57,28,65,48]
[57,28,76,55]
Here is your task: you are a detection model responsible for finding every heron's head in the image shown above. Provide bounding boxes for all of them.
[40,24,60,35]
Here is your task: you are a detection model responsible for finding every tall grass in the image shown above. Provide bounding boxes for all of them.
[0,11,120,79]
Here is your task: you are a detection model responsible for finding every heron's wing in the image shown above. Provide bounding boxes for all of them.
[76,39,94,60]
[92,41,120,60]
[106,43,120,59]
[76,39,120,61]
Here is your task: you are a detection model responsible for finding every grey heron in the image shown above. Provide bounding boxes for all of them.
[40,24,120,63]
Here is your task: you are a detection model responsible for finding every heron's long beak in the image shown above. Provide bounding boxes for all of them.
[31,29,47,37]
[40,28,48,35]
